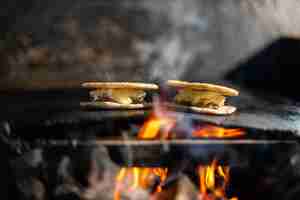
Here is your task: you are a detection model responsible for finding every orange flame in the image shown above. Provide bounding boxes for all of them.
[138,114,176,139]
[114,103,172,200]
[198,159,237,200]
[195,125,241,199]
[115,100,243,199]
[114,167,168,200]
[192,125,245,139]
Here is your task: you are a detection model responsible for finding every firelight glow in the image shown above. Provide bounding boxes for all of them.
[192,125,245,138]
[114,101,244,199]
[113,167,168,200]
[137,113,176,139]
[198,159,237,200]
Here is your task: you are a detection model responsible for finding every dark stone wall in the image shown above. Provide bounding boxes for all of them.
[0,0,299,89]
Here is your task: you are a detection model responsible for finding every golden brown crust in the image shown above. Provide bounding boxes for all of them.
[166,80,239,96]
[166,103,236,115]
[80,101,151,109]
[81,82,159,90]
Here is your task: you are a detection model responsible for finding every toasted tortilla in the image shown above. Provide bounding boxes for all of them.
[167,80,239,96]
[82,82,159,90]
[166,103,236,115]
[80,101,151,109]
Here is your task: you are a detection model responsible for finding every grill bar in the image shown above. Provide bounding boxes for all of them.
[32,139,298,146]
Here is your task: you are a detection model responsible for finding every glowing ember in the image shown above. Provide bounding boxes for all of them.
[198,159,237,200]
[114,167,168,200]
[192,125,245,139]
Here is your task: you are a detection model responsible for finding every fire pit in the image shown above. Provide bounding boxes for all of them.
[1,87,300,200]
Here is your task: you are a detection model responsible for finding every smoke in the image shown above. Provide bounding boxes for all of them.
[131,0,211,81]
[246,0,300,37]
[1,0,299,88]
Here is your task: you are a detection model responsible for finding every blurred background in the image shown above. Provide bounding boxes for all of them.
[0,0,300,91]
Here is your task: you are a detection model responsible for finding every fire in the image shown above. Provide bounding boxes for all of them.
[195,125,242,199]
[192,125,244,139]
[114,103,172,200]
[114,167,168,200]
[115,100,243,199]
[196,125,245,200]
[114,108,171,199]
[137,114,176,140]
[198,159,237,200]
[137,98,177,139]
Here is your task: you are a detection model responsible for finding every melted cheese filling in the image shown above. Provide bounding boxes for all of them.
[174,89,225,108]
[90,89,146,105]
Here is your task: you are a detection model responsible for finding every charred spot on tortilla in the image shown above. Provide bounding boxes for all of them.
[166,80,239,115]
[81,82,159,109]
